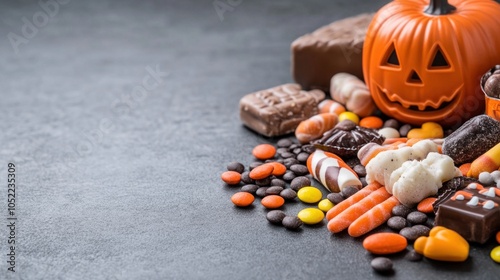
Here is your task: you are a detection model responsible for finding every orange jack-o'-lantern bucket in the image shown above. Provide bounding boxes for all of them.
[363,0,500,127]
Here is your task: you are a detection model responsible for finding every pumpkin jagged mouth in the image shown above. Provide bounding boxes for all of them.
[376,85,462,113]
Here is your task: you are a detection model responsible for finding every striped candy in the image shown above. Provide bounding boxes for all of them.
[330,73,376,117]
[307,149,362,192]
[295,113,338,144]
[318,99,346,115]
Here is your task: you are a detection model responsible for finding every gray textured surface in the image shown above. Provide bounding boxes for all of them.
[0,0,498,279]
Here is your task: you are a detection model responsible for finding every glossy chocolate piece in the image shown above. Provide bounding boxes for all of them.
[481,64,500,98]
[313,120,385,158]
[442,114,500,166]
[435,182,500,244]
[239,84,325,137]
[484,74,500,99]
[433,176,477,213]
[291,13,373,91]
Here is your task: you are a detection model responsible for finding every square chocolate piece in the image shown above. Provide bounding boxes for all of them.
[239,84,325,137]
[435,183,500,244]
[291,13,374,91]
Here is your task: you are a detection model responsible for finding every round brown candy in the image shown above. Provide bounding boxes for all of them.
[290,176,311,191]
[383,119,399,130]
[387,216,407,231]
[407,211,428,225]
[266,210,287,224]
[485,74,500,98]
[266,186,284,195]
[280,188,297,200]
[282,216,303,230]
[371,257,393,273]
[241,184,259,194]
[227,161,245,173]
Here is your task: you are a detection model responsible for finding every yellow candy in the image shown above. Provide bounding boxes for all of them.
[297,186,323,203]
[297,208,325,225]
[414,226,469,262]
[318,199,334,212]
[407,122,444,139]
[338,111,360,125]
[491,246,500,263]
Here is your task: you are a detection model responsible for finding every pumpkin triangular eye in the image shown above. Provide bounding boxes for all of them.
[385,44,400,66]
[429,47,450,68]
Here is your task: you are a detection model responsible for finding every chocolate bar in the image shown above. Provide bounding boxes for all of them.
[435,182,500,244]
[291,13,374,91]
[239,84,325,137]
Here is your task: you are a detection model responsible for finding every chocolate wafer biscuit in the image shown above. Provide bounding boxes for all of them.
[239,83,325,137]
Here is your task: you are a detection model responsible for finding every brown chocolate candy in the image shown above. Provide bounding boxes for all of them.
[484,74,500,98]
[442,114,500,166]
[239,84,325,137]
[313,120,385,158]
[435,183,500,244]
[291,13,373,91]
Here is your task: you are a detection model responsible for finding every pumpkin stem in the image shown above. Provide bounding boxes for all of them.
[424,0,456,15]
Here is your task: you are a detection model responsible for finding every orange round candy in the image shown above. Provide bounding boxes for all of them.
[363,233,407,255]
[269,162,287,176]
[359,116,383,129]
[496,231,500,244]
[417,197,437,213]
[252,144,276,160]
[221,171,241,185]
[261,195,285,209]
[249,163,274,180]
[231,192,254,207]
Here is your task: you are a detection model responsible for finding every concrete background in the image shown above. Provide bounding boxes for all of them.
[0,0,498,279]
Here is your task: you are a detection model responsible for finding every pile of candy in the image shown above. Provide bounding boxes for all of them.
[222,5,500,275]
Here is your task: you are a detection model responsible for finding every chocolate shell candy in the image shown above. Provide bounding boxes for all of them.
[484,74,500,98]
[313,120,385,158]
[442,114,500,166]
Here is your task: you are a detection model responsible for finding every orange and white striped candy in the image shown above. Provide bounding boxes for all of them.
[318,99,346,115]
[307,150,362,192]
[295,113,338,144]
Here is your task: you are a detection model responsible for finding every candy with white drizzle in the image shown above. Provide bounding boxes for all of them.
[435,183,500,244]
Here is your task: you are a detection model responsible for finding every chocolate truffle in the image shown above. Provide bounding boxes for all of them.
[484,74,500,98]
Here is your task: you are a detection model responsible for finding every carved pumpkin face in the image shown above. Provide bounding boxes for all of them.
[363,0,500,127]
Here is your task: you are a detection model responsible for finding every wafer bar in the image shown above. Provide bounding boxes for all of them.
[239,83,325,137]
[291,13,374,91]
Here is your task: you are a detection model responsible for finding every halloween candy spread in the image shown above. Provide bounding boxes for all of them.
[223,0,500,274]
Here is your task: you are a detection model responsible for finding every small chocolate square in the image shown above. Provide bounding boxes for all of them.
[435,184,500,244]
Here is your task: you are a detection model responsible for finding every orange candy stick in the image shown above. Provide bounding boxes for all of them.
[295,113,338,144]
[325,182,382,221]
[468,142,500,178]
[327,186,391,233]
[382,137,408,145]
[357,142,401,166]
[348,196,400,237]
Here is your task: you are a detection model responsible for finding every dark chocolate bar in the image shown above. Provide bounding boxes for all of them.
[239,84,325,137]
[435,182,500,244]
[291,13,373,91]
